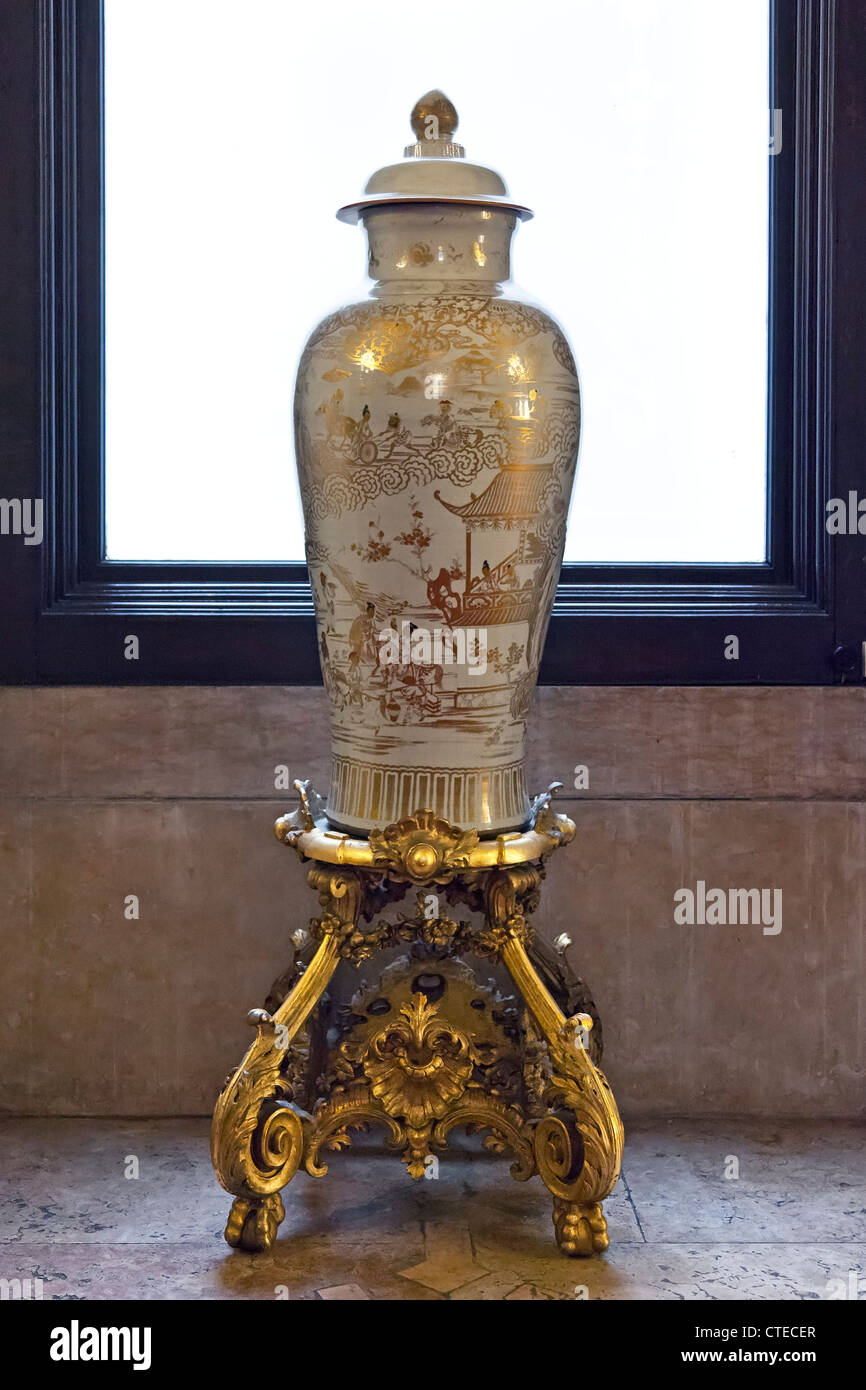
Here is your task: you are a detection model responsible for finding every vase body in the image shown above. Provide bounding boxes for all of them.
[294,200,580,836]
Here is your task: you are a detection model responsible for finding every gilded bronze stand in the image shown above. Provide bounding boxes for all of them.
[210,781,624,1258]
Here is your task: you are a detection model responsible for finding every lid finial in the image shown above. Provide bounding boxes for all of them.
[336,90,533,223]
[405,89,465,159]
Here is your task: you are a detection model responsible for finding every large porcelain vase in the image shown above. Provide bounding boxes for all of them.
[294,93,581,836]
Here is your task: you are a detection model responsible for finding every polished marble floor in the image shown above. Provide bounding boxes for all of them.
[1,1117,864,1300]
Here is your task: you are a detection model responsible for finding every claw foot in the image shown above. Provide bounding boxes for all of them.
[553,1198,609,1256]
[224,1192,286,1252]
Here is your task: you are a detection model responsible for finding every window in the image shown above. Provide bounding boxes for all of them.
[104,0,769,567]
[2,0,860,684]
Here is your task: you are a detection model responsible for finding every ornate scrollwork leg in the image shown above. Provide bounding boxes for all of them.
[213,792,616,1258]
[487,865,624,1258]
[210,865,365,1251]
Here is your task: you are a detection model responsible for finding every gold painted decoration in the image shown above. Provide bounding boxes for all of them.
[294,95,581,835]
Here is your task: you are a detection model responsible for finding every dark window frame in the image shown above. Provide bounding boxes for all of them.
[1,0,862,684]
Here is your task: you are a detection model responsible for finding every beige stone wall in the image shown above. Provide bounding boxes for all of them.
[0,686,863,1118]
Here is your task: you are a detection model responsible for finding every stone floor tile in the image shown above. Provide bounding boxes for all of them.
[468,1242,866,1301]
[623,1118,866,1243]
[0,1120,421,1249]
[0,1241,439,1301]
[398,1251,489,1294]
[2,1117,864,1301]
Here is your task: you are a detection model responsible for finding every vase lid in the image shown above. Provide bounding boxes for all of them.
[336,90,533,224]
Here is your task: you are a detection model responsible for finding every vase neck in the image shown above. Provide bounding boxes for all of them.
[362,205,516,292]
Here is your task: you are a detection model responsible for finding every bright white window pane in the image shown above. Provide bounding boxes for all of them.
[105,0,769,564]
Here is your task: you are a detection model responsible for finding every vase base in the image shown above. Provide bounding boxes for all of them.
[323,810,531,839]
[325,755,531,838]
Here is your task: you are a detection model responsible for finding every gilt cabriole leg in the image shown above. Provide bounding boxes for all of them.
[485,865,625,1257]
[210,865,365,1251]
